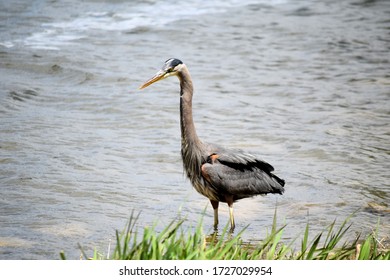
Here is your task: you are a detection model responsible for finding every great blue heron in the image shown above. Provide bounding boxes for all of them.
[139,58,285,230]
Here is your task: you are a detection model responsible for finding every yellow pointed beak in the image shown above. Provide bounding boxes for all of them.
[139,70,167,89]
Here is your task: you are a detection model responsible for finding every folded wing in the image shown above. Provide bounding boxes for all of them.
[201,150,285,200]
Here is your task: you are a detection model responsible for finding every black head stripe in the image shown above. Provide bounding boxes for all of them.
[164,58,183,69]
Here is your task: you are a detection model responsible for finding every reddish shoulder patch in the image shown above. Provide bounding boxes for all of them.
[201,163,211,182]
[209,153,219,164]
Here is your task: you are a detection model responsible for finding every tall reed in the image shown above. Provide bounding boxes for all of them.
[62,210,389,260]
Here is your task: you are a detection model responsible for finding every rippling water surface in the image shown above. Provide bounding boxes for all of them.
[1,0,389,259]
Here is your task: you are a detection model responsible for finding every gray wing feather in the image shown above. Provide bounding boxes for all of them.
[201,148,285,198]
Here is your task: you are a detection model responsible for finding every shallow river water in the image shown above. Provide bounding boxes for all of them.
[1,0,389,259]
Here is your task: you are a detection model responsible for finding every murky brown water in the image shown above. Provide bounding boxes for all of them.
[1,0,389,259]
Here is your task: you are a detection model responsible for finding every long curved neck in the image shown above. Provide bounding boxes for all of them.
[177,65,205,183]
[178,66,201,148]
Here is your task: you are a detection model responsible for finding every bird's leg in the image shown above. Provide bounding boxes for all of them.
[225,196,235,231]
[229,206,235,231]
[210,200,219,230]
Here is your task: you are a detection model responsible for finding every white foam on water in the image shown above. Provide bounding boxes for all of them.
[18,0,287,50]
[0,41,14,48]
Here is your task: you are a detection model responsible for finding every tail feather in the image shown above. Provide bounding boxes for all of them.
[271,173,285,194]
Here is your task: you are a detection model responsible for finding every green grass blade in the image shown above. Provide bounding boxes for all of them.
[299,222,310,259]
[307,233,322,260]
[358,236,372,260]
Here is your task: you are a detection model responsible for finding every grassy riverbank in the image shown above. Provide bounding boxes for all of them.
[62,211,389,260]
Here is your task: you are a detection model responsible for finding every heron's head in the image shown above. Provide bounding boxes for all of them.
[139,58,184,89]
